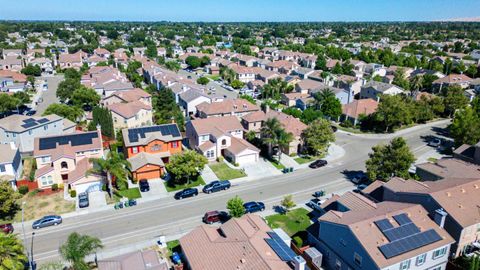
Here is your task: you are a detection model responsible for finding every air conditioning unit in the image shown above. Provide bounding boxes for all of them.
[304,247,323,269]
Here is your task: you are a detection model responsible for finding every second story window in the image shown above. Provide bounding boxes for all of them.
[432,247,447,260]
[172,141,178,148]
[151,144,161,151]
[354,253,362,266]
[399,259,410,270]
[416,253,426,266]
[61,161,68,169]
[41,156,51,164]
[222,139,227,146]
[132,147,138,154]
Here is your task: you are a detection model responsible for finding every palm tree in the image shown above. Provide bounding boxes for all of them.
[276,129,294,161]
[410,75,424,97]
[59,232,103,270]
[260,118,293,161]
[0,233,27,270]
[89,151,131,195]
[312,88,335,110]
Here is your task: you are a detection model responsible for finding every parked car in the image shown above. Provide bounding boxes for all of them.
[202,210,229,224]
[25,110,36,116]
[32,215,62,229]
[331,125,338,132]
[355,184,369,193]
[309,159,328,169]
[428,138,442,148]
[306,198,325,212]
[351,172,368,185]
[38,97,43,103]
[202,180,231,194]
[139,179,150,192]
[174,188,198,200]
[78,192,89,208]
[243,201,265,213]
[0,223,14,234]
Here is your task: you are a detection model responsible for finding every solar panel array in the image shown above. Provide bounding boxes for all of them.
[39,132,99,150]
[375,213,443,259]
[127,124,181,143]
[20,117,50,129]
[265,232,297,262]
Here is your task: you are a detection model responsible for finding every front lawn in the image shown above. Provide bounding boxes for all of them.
[11,191,75,222]
[265,208,311,237]
[294,156,316,164]
[164,176,206,192]
[209,163,246,180]
[114,187,142,201]
[207,74,220,81]
[269,159,285,170]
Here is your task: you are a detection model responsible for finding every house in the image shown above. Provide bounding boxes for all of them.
[229,64,256,83]
[241,109,307,155]
[360,81,405,100]
[81,66,134,97]
[0,75,26,93]
[432,74,472,90]
[107,100,153,130]
[101,88,152,107]
[97,250,168,270]
[28,57,54,74]
[122,124,182,180]
[366,177,480,257]
[415,158,480,181]
[178,89,212,117]
[113,48,129,67]
[2,49,22,59]
[186,116,259,165]
[308,191,454,270]
[58,51,86,70]
[196,98,260,118]
[0,143,22,189]
[180,214,293,270]
[93,48,111,59]
[341,98,379,126]
[0,56,23,72]
[157,47,167,58]
[281,92,310,107]
[33,130,104,195]
[266,60,300,74]
[293,67,315,79]
[133,47,147,57]
[0,114,76,154]
[0,70,27,83]
[452,141,480,165]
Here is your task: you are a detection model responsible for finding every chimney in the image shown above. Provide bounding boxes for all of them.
[434,208,447,228]
[292,256,306,270]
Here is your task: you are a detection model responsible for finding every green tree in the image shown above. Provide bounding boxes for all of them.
[442,85,469,117]
[260,118,293,161]
[145,43,157,59]
[312,89,342,119]
[220,67,236,84]
[59,232,103,270]
[21,64,42,76]
[0,181,20,221]
[0,94,22,114]
[262,78,293,100]
[301,119,335,156]
[281,195,296,213]
[152,87,185,130]
[165,150,208,186]
[0,233,27,270]
[13,91,31,105]
[87,106,114,138]
[450,107,480,147]
[366,137,415,181]
[230,79,244,89]
[185,56,202,69]
[70,87,100,108]
[44,104,83,122]
[374,95,411,132]
[409,75,424,93]
[56,78,82,102]
[63,68,81,81]
[315,55,327,70]
[196,77,210,85]
[331,62,343,74]
[89,151,131,193]
[165,61,181,72]
[227,196,245,218]
[392,67,410,90]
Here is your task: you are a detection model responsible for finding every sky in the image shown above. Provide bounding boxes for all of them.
[2,0,480,22]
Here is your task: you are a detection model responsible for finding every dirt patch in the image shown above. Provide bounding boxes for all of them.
[14,191,75,222]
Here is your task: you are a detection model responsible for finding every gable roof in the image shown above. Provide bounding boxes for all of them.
[342,98,379,119]
[189,116,243,136]
[122,124,182,147]
[107,100,151,119]
[196,99,260,116]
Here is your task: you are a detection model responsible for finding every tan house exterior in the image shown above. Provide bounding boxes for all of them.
[196,98,260,119]
[108,101,153,130]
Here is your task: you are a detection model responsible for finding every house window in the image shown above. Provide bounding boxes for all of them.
[41,176,47,186]
[335,259,341,270]
[12,133,16,137]
[399,259,410,270]
[206,150,215,158]
[41,156,51,163]
[416,253,426,266]
[47,175,53,185]
[151,144,161,151]
[61,161,68,169]
[354,253,362,266]
[132,147,138,154]
[0,164,5,172]
[171,141,178,148]
[29,130,32,135]
[222,139,227,146]
[432,247,447,259]
[44,125,48,130]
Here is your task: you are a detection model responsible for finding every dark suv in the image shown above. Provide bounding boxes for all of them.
[139,179,150,192]
[0,223,14,234]
[174,188,198,200]
[202,211,229,224]
[202,180,231,194]
[243,201,265,213]
[78,192,89,208]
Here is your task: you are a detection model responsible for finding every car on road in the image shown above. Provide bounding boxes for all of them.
[202,180,231,194]
[78,192,89,208]
[38,97,43,103]
[0,223,14,234]
[174,188,199,200]
[309,159,328,169]
[32,215,62,229]
[351,172,368,185]
[139,179,150,192]
[331,125,338,132]
[25,110,36,116]
[428,138,442,148]
[355,184,369,193]
[306,198,325,212]
[243,201,265,213]
[202,210,229,224]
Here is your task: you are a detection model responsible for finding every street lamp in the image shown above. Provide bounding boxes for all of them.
[21,201,36,270]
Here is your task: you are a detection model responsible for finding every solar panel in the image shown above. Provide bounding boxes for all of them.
[393,214,412,226]
[37,118,49,124]
[374,219,394,231]
[383,223,420,242]
[127,124,181,143]
[265,232,297,262]
[22,118,35,123]
[379,229,442,259]
[21,122,38,129]
[39,132,99,150]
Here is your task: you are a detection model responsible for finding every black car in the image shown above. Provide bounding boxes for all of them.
[351,172,368,185]
[32,215,62,229]
[174,188,198,200]
[331,125,338,132]
[202,180,231,194]
[78,192,89,208]
[309,159,328,169]
[139,179,150,192]
[243,201,265,213]
[25,110,36,116]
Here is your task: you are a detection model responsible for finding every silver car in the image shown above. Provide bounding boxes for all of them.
[32,215,62,229]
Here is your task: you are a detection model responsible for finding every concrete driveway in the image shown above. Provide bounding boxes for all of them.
[139,179,169,200]
[77,191,107,210]
[240,157,282,181]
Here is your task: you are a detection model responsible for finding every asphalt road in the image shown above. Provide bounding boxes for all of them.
[35,75,64,116]
[18,120,449,264]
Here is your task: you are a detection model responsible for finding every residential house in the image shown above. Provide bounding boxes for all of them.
[157,47,167,58]
[229,64,256,83]
[366,177,480,257]
[122,124,183,180]
[433,74,472,90]
[107,101,152,130]
[360,81,405,100]
[186,116,259,164]
[308,191,454,270]
[28,57,54,74]
[178,89,212,117]
[0,143,22,189]
[33,130,104,195]
[101,88,152,107]
[0,114,76,154]
[281,92,310,107]
[341,98,379,126]
[133,47,147,57]
[93,48,111,59]
[113,48,129,67]
[0,70,27,84]
[180,214,293,270]
[453,141,480,165]
[81,66,134,97]
[97,250,168,270]
[58,51,86,70]
[266,60,300,74]
[2,49,22,59]
[293,67,315,79]
[196,98,260,118]
[415,158,480,181]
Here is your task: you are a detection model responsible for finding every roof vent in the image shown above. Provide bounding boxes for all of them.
[474,184,479,189]
[461,188,466,193]
[240,258,246,264]
[446,192,451,197]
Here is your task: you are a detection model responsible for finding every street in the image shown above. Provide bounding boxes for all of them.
[17,120,449,264]
[34,75,64,116]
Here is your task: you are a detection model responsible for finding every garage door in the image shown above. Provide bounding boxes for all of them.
[236,154,258,165]
[136,169,161,180]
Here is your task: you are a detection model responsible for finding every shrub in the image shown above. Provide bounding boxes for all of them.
[102,184,107,192]
[18,185,29,195]
[234,162,239,167]
[51,184,58,191]
[58,183,64,189]
[340,120,354,128]
[29,189,40,197]
[293,236,303,248]
[217,156,224,162]
[70,190,76,198]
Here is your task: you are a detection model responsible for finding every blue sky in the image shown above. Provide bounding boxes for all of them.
[3,0,480,22]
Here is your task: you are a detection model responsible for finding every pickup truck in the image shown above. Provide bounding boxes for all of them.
[306,198,325,212]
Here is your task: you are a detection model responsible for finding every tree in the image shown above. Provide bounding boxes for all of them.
[315,55,327,70]
[230,79,244,89]
[227,196,245,218]
[374,95,411,132]
[185,56,202,69]
[450,107,480,147]
[152,87,185,130]
[57,78,82,102]
[0,93,26,113]
[145,43,157,59]
[331,62,343,74]
[89,151,131,193]
[196,77,210,85]
[0,181,20,221]
[312,89,342,119]
[63,68,81,81]
[260,118,293,161]
[59,232,103,270]
[409,75,424,93]
[442,85,469,117]
[365,137,415,181]
[165,150,208,186]
[392,67,410,91]
[301,119,335,156]
[21,64,42,76]
[262,78,293,100]
[165,61,181,72]
[220,67,236,84]
[44,104,83,122]
[0,233,27,270]
[13,91,31,105]
[281,195,296,213]
[70,86,100,108]
[87,106,114,138]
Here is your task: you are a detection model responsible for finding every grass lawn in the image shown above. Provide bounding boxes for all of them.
[294,156,316,165]
[269,159,285,170]
[114,187,142,202]
[21,157,36,180]
[265,208,312,237]
[207,74,220,81]
[427,157,438,163]
[8,191,76,222]
[167,240,180,256]
[164,176,206,192]
[209,163,246,180]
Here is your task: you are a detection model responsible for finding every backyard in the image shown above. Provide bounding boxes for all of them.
[164,176,206,192]
[13,191,75,222]
[209,163,246,180]
[265,208,312,237]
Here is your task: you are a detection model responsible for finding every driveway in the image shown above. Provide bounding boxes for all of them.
[35,74,64,116]
[139,179,169,200]
[240,157,282,181]
[77,191,107,210]
[201,165,219,184]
